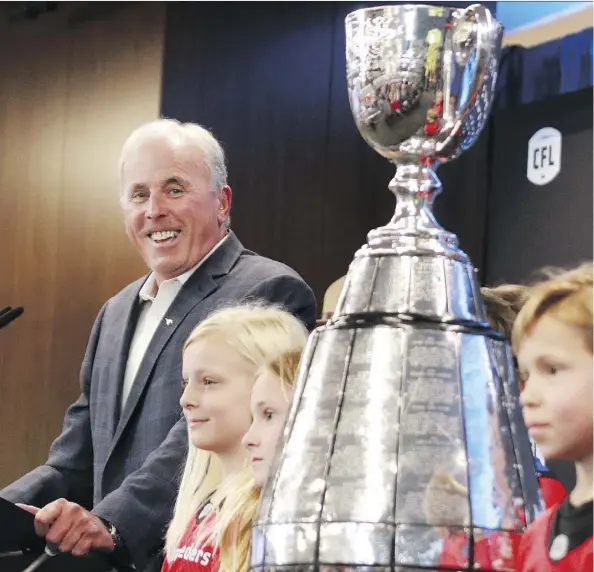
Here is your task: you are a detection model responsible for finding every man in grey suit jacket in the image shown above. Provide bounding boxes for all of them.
[1,119,316,570]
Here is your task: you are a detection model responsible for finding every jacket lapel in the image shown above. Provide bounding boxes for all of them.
[107,232,245,454]
[103,280,144,442]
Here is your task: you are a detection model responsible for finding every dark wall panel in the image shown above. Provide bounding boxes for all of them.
[486,87,593,285]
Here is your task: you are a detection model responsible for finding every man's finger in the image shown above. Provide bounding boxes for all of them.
[41,500,81,546]
[71,535,93,558]
[35,499,67,545]
[45,516,77,549]
[34,499,67,537]
[16,503,39,515]
[58,524,86,554]
[35,499,66,524]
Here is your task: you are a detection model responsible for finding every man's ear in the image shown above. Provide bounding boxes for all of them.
[217,185,232,226]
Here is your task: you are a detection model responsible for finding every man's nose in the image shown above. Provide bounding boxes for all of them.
[146,191,168,219]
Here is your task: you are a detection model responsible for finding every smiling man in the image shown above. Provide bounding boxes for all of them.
[1,119,316,571]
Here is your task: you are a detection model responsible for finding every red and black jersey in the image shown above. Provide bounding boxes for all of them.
[437,458,567,569]
[517,498,593,572]
[162,498,220,572]
[539,472,568,509]
[534,452,568,508]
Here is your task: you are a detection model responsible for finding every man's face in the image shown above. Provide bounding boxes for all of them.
[120,137,231,284]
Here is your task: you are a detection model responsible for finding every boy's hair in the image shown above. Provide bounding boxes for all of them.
[165,304,308,566]
[481,284,529,339]
[512,263,593,354]
[215,349,304,572]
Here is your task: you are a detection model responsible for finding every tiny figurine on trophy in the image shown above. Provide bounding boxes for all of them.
[253,4,542,571]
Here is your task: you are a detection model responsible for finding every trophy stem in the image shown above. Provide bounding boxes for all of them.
[367,162,463,259]
[389,163,443,232]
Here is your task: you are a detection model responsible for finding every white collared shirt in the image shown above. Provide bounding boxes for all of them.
[120,234,228,411]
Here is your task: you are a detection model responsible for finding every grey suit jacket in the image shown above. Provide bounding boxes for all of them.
[1,232,316,569]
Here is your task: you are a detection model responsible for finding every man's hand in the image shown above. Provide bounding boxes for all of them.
[20,498,114,557]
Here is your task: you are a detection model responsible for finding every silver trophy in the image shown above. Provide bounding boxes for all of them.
[253,5,542,571]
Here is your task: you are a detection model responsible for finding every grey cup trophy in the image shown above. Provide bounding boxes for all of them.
[252,4,542,571]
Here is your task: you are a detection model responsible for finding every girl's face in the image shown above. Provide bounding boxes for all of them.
[181,339,254,458]
[518,315,593,462]
[243,370,292,489]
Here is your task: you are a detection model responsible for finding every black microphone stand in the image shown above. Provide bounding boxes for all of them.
[0,306,24,329]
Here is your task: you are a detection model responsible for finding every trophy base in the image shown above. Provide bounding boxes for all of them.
[254,320,542,571]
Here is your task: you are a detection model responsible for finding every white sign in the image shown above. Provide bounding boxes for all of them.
[527,127,562,186]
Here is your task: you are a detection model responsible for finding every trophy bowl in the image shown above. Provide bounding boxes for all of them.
[252,5,542,572]
[346,3,501,165]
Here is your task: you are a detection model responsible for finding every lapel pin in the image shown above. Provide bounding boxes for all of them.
[165,318,173,326]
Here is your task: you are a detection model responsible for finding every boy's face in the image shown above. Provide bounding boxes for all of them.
[518,315,593,462]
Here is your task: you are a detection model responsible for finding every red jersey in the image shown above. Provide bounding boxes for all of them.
[162,507,220,572]
[539,474,568,508]
[517,499,593,572]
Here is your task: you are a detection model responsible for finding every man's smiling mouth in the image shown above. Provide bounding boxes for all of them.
[149,230,181,243]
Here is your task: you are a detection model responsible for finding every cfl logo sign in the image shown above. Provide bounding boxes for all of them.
[527,127,562,186]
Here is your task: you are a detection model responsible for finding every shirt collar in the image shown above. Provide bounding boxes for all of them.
[139,233,228,303]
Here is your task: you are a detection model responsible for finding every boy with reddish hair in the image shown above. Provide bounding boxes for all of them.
[512,264,593,571]
[482,284,568,508]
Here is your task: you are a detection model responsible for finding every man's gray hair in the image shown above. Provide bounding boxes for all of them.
[119,118,228,194]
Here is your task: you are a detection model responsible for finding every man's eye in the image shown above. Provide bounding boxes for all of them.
[264,410,274,421]
[204,378,216,386]
[131,191,148,202]
[169,187,184,196]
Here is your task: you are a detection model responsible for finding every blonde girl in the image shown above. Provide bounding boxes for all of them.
[206,348,303,572]
[162,305,307,572]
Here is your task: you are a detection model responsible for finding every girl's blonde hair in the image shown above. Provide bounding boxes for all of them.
[257,349,303,399]
[165,304,308,565]
[214,348,305,572]
[512,262,593,354]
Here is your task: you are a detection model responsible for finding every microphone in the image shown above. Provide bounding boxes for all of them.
[22,544,59,572]
[0,306,23,329]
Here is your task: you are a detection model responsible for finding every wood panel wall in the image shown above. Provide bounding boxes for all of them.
[0,2,165,486]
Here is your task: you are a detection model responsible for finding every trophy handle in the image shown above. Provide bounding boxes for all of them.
[440,4,496,147]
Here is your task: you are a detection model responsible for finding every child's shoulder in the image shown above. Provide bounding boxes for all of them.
[518,499,593,572]
[520,503,558,546]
